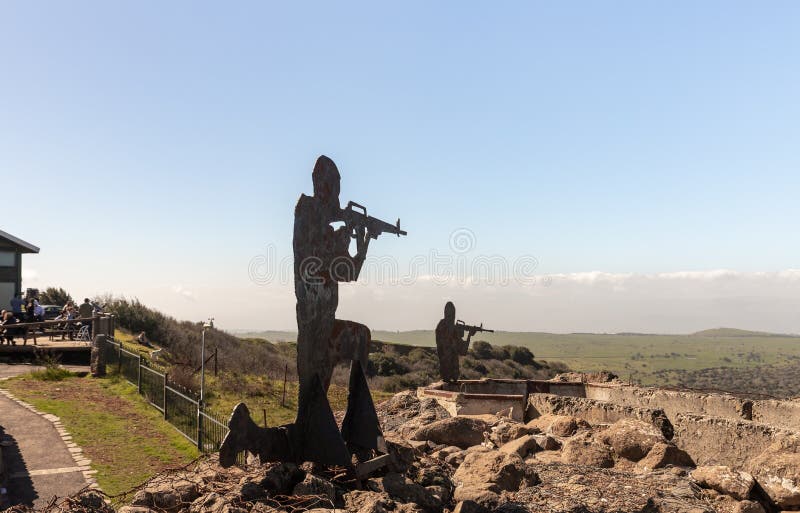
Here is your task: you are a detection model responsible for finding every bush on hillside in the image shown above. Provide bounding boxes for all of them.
[39,287,73,306]
[470,340,494,359]
[96,297,568,396]
[100,297,296,385]
[506,345,536,366]
[368,353,409,377]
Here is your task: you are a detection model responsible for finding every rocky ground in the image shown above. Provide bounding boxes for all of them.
[7,388,790,513]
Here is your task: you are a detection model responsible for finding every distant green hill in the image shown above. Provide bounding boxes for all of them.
[690,327,792,338]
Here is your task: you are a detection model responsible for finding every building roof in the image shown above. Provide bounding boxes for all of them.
[0,229,39,254]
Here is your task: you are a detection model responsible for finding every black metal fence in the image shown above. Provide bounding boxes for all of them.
[102,338,231,453]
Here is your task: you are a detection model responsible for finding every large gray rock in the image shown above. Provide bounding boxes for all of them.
[452,486,500,510]
[452,500,489,513]
[344,490,424,513]
[691,465,754,501]
[561,434,614,468]
[411,416,489,449]
[118,508,155,513]
[532,434,561,451]
[489,421,539,446]
[188,492,237,513]
[636,442,694,471]
[527,414,588,437]
[499,434,540,458]
[745,434,800,508]
[292,474,336,502]
[132,480,200,511]
[734,501,766,513]
[368,472,441,512]
[600,418,666,461]
[452,449,536,508]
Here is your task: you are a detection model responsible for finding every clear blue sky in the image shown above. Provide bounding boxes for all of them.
[3,2,800,332]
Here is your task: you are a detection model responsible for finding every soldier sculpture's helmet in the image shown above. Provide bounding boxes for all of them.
[312,155,341,201]
[444,301,456,320]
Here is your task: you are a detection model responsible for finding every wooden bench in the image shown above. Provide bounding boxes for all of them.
[1,318,96,345]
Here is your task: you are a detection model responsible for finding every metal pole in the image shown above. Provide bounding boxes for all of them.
[137,355,142,394]
[214,349,218,377]
[200,327,206,405]
[163,372,168,420]
[197,407,203,451]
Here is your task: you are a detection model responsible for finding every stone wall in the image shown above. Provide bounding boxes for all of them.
[529,385,800,473]
[423,378,800,475]
[585,384,752,422]
[526,393,674,439]
[750,399,800,431]
[671,413,786,469]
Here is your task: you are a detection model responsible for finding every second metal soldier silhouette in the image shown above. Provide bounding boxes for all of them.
[436,302,493,382]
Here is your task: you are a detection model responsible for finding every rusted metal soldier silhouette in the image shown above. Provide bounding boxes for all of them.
[436,302,493,382]
[219,155,406,469]
[293,156,375,461]
[436,302,471,382]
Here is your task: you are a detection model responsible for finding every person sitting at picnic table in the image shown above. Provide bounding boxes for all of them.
[62,301,74,316]
[33,299,44,322]
[1,311,21,346]
[10,292,24,321]
[25,298,36,322]
[66,305,77,340]
[55,302,77,340]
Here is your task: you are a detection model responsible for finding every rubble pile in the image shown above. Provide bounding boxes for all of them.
[29,387,800,513]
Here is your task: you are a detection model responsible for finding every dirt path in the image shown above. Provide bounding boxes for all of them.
[0,390,91,508]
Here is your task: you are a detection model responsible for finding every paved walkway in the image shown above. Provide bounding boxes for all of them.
[0,381,94,508]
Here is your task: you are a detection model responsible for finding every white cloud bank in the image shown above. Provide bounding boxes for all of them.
[25,265,800,335]
[331,268,800,335]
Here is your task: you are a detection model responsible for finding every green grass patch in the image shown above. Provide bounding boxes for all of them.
[203,372,393,426]
[29,366,73,381]
[2,373,198,497]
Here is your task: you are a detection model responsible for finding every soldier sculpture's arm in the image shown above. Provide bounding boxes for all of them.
[332,224,370,282]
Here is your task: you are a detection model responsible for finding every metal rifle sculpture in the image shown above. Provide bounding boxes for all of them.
[339,201,407,239]
[220,155,406,477]
[456,320,494,337]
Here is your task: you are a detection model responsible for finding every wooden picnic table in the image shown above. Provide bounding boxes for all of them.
[0,317,97,345]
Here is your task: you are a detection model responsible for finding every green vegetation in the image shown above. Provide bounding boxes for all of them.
[366,340,566,391]
[241,328,800,391]
[2,373,198,497]
[202,373,393,426]
[38,286,73,306]
[361,330,800,388]
[29,365,73,381]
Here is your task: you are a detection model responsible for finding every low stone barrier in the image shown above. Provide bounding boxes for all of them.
[671,413,786,469]
[750,399,800,431]
[526,393,674,439]
[585,384,752,422]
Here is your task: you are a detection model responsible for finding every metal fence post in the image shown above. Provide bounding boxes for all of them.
[137,355,142,394]
[197,404,203,451]
[117,343,122,374]
[163,372,168,420]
